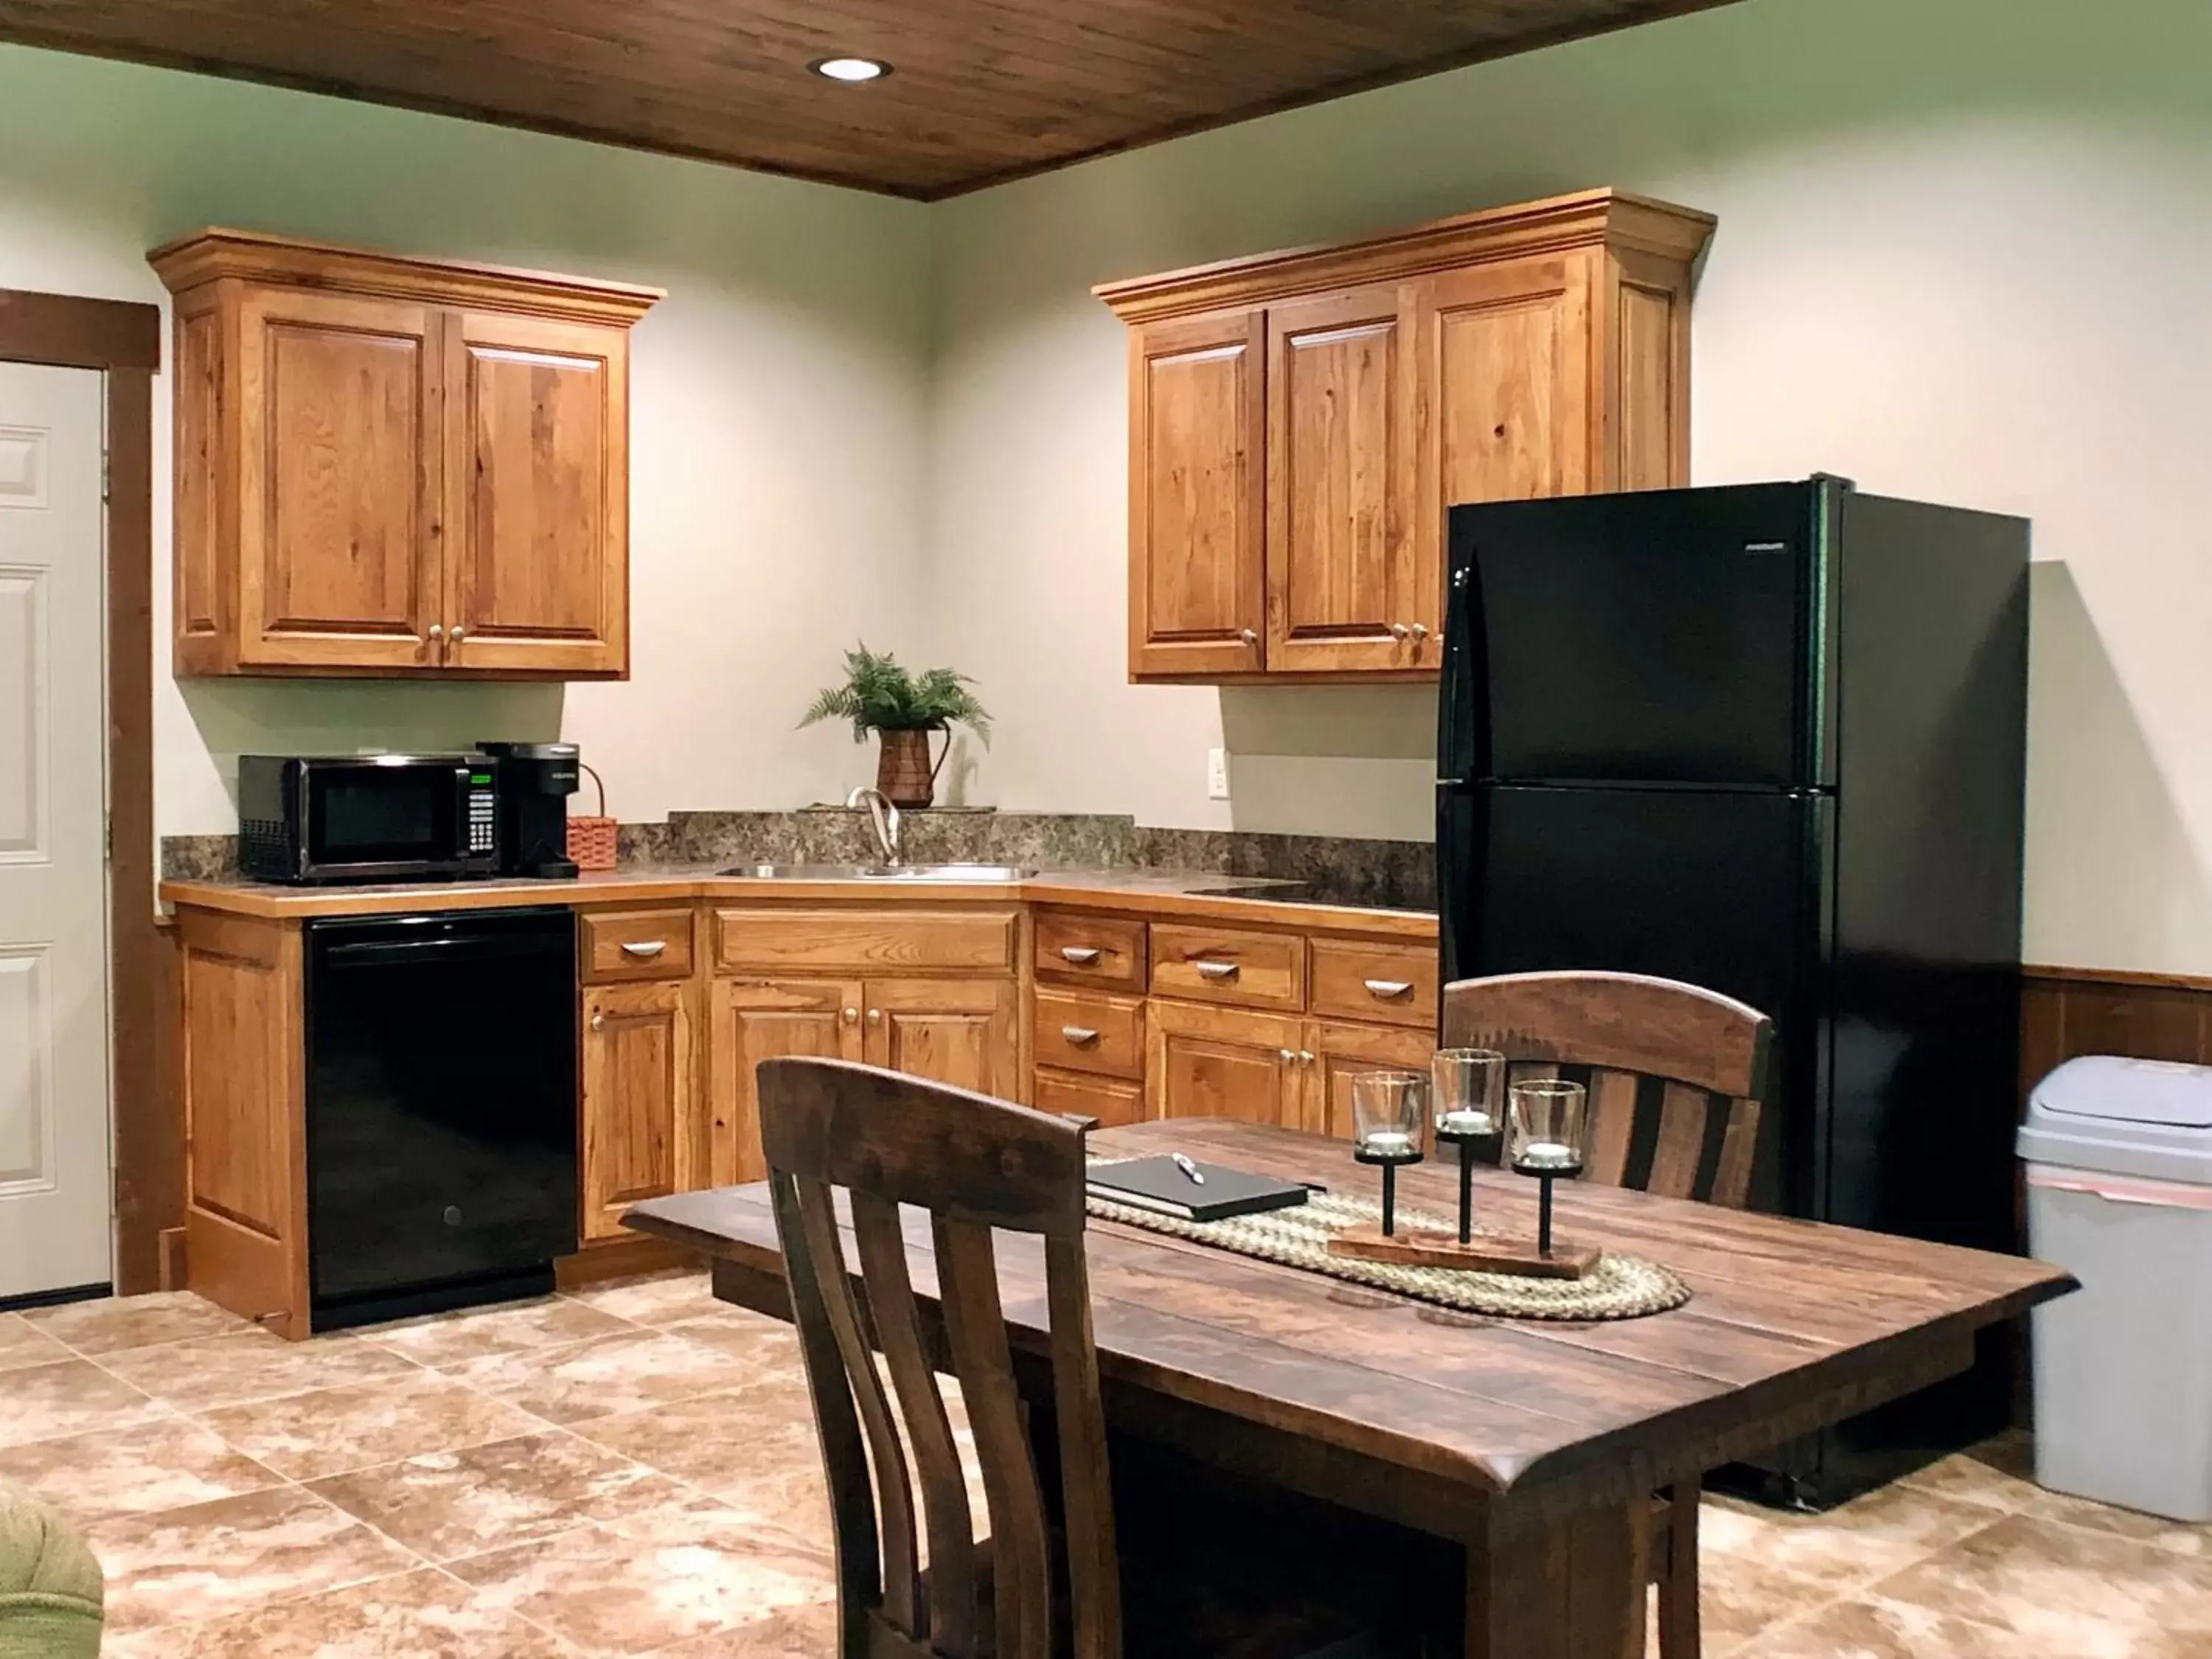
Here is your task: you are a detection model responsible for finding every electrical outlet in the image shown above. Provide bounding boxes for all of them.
[1207,747,1231,800]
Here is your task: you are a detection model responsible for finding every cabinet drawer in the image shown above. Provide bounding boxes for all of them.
[1150,922,1306,1011]
[1034,910,1147,990]
[1308,937,1437,1029]
[1032,988,1144,1080]
[1033,1068,1147,1130]
[714,908,1017,975]
[580,907,697,983]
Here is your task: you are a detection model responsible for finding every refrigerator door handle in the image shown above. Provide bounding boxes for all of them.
[1436,563,1481,784]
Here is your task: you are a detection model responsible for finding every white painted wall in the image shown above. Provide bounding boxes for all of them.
[0,45,932,837]
[925,0,2212,975]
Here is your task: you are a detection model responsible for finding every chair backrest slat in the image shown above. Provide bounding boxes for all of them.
[1584,1068,1641,1188]
[787,1174,922,1635]
[768,1172,882,1659]
[936,1216,1053,1659]
[758,1057,1120,1659]
[850,1192,979,1657]
[1443,970,1775,1209]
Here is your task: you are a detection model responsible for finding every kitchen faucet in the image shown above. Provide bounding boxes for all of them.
[846,785,902,866]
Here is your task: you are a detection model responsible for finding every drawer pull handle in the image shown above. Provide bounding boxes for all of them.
[1060,1025,1102,1046]
[1058,946,1103,965]
[1194,960,1240,982]
[1363,978,1413,1000]
[620,940,668,959]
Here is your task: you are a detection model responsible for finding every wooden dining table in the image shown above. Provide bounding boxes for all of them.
[627,1117,2073,1659]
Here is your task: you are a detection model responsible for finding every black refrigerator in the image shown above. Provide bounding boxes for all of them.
[1437,477,2029,1508]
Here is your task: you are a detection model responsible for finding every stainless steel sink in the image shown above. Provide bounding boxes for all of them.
[717,862,1032,882]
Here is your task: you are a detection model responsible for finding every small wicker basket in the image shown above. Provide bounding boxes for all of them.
[567,763,619,872]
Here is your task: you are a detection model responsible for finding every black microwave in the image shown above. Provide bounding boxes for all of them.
[237,755,501,884]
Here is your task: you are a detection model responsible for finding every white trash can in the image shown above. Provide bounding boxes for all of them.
[2017,1055,2212,1522]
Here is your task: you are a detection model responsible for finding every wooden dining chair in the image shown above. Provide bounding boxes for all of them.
[757,1056,1399,1659]
[1439,969,1776,1659]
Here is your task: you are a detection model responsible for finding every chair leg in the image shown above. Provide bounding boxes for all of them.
[1655,1475,1702,1659]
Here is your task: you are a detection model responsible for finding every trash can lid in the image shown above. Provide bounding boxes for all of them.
[2019,1056,2212,1185]
[2034,1055,2212,1128]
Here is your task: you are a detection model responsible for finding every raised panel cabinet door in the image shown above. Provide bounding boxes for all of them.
[1129,308,1266,679]
[234,288,442,669]
[1265,285,1425,674]
[863,977,1021,1101]
[581,981,695,1242]
[708,978,863,1186]
[1411,254,1596,654]
[444,311,629,675]
[1145,999,1302,1127]
[1304,1020,1437,1140]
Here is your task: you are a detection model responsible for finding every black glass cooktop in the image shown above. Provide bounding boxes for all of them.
[1209,875,1437,916]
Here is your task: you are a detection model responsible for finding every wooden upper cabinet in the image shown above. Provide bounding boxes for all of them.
[150,228,660,678]
[1098,189,1713,684]
[1265,284,1422,674]
[445,311,629,674]
[1127,308,1266,678]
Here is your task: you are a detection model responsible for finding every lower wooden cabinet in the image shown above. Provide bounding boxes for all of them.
[706,971,1020,1184]
[1147,999,1304,1126]
[1033,1067,1147,1129]
[707,978,862,1186]
[863,977,1020,1098]
[580,981,698,1242]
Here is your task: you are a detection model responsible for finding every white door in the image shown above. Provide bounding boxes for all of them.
[0,363,111,1298]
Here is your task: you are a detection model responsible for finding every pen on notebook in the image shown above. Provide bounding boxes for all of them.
[1170,1152,1206,1186]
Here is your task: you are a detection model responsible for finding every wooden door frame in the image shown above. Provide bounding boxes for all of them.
[0,287,168,1295]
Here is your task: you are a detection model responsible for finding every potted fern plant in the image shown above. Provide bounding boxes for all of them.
[801,644,992,808]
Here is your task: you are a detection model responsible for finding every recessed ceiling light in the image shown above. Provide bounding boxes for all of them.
[811,56,891,83]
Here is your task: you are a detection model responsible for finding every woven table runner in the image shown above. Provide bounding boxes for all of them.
[1086,1177,1689,1322]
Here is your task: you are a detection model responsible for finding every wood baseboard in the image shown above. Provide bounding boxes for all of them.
[554,1233,699,1288]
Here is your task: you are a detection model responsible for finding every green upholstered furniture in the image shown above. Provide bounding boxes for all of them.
[0,1481,102,1658]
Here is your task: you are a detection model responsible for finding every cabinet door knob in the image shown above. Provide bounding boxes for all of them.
[1058,945,1102,965]
[1410,622,1430,641]
[619,940,667,959]
[1301,1050,1316,1066]
[1391,622,1411,640]
[1279,1048,1296,1064]
[1060,1025,1102,1046]
[867,1009,883,1026]
[428,623,444,642]
[1364,978,1414,1000]
[449,624,467,644]
[842,1006,860,1023]
[589,1012,605,1032]
[1238,628,1258,647]
[1193,960,1239,982]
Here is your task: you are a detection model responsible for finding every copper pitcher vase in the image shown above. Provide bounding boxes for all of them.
[874,727,947,808]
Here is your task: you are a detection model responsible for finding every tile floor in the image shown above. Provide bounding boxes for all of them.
[3,1274,2207,1656]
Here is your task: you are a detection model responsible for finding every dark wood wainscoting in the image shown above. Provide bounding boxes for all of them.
[2021,964,2212,1099]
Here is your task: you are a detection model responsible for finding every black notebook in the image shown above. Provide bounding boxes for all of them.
[1086,1156,1310,1223]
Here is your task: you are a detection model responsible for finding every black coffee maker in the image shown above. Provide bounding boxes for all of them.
[476,742,582,879]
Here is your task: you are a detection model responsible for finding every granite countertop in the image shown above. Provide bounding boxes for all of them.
[158,863,1439,936]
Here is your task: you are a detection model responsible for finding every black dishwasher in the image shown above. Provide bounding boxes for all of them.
[305,907,578,1329]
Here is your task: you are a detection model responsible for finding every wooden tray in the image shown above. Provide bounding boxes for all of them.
[1326,1226,1601,1281]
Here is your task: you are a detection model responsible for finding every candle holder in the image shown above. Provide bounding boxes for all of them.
[1506,1077,1598,1274]
[1432,1048,1506,1245]
[1346,1070,1427,1237]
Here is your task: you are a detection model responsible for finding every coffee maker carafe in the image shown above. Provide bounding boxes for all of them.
[476,742,582,878]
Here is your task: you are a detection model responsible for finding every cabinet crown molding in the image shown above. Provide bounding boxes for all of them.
[1093,187,1713,325]
[148,227,665,327]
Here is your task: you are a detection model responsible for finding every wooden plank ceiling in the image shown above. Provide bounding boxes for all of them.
[0,0,1745,199]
